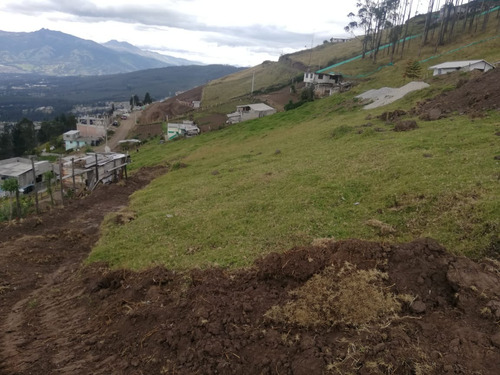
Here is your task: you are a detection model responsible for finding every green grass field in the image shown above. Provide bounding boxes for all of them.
[88,80,499,270]
[87,13,500,270]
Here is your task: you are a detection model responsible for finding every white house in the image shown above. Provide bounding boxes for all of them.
[226,103,276,124]
[166,121,200,140]
[304,72,346,97]
[63,129,103,151]
[429,60,495,76]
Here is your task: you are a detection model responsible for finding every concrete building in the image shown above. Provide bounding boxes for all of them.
[227,103,276,124]
[0,157,53,195]
[429,60,495,76]
[304,72,346,97]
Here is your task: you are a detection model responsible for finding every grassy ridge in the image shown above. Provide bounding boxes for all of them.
[88,86,499,270]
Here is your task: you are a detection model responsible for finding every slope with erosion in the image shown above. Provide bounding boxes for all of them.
[1,18,500,375]
[137,60,306,130]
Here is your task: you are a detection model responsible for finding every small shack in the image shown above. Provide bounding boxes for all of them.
[166,121,200,140]
[227,103,276,124]
[60,152,129,191]
[428,60,495,76]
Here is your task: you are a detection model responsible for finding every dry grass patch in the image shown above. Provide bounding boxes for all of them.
[265,262,401,327]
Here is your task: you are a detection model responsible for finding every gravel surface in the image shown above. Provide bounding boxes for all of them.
[357,81,430,109]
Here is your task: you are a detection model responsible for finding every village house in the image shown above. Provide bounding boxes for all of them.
[226,103,276,124]
[77,116,108,138]
[63,116,110,151]
[0,157,53,196]
[166,121,200,140]
[330,37,350,44]
[63,130,98,151]
[303,71,347,97]
[438,4,468,21]
[428,60,495,76]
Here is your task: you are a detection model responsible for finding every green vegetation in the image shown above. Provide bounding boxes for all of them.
[87,8,500,271]
[89,80,499,270]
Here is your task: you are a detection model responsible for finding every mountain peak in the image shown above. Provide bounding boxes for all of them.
[0,29,200,75]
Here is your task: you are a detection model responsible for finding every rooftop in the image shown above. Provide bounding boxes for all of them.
[429,60,491,69]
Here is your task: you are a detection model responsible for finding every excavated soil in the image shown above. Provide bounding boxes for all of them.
[414,68,500,120]
[1,167,500,374]
[1,70,500,374]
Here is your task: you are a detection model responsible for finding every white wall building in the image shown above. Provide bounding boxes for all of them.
[429,60,495,76]
[227,103,276,124]
[304,72,345,97]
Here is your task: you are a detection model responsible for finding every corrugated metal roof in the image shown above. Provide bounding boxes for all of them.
[236,103,275,111]
[0,159,49,177]
[429,60,486,69]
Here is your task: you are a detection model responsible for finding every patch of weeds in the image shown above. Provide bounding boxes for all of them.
[264,262,401,327]
[0,285,11,295]
[27,298,38,309]
[170,161,188,171]
[330,125,353,139]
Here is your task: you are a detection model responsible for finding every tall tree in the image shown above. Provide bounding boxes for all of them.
[420,0,436,54]
[0,129,13,159]
[12,118,36,157]
[143,92,153,105]
[400,0,415,58]
[345,1,376,58]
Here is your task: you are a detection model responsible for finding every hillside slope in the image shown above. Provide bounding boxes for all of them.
[1,11,500,375]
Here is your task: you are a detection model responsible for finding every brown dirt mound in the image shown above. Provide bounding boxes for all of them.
[139,86,203,124]
[2,209,500,375]
[414,68,500,120]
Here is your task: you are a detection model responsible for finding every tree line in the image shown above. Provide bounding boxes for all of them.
[129,92,154,109]
[0,114,77,159]
[345,0,500,64]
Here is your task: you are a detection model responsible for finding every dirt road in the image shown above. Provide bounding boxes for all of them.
[95,113,138,153]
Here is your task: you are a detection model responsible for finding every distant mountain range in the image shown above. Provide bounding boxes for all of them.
[102,40,197,67]
[0,29,201,76]
[0,64,245,121]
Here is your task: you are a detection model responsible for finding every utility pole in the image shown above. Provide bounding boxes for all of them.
[30,156,39,214]
[59,156,64,206]
[71,157,76,191]
[94,154,99,183]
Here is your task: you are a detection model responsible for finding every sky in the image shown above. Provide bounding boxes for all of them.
[0,0,429,67]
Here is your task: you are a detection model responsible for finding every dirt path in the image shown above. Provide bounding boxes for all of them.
[0,166,167,374]
[95,114,138,153]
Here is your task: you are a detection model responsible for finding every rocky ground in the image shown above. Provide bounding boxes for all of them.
[1,69,500,375]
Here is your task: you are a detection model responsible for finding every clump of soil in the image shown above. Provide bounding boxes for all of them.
[414,68,500,119]
[394,119,418,132]
[378,109,407,122]
[2,198,500,375]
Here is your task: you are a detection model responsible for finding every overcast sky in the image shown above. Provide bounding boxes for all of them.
[0,0,427,67]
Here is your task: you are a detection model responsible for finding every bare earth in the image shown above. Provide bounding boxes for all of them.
[1,70,500,375]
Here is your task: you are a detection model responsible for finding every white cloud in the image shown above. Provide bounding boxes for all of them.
[0,0,357,66]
